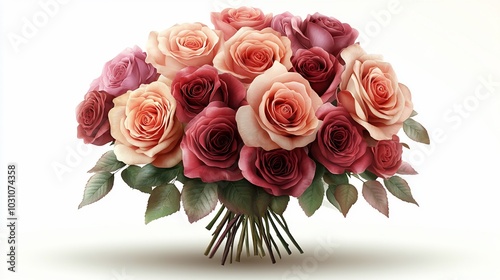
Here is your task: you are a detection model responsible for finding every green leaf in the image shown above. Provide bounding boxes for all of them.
[333,184,358,217]
[410,110,418,117]
[403,118,430,144]
[87,150,125,173]
[254,188,272,217]
[218,180,256,216]
[121,163,182,193]
[323,172,348,186]
[360,170,378,181]
[362,180,389,217]
[383,176,419,206]
[325,185,342,213]
[298,165,325,217]
[269,195,289,215]
[78,172,114,209]
[145,184,180,224]
[181,180,218,223]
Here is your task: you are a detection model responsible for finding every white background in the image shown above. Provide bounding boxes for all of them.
[1,0,499,279]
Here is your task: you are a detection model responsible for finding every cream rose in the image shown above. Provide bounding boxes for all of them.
[108,81,183,168]
[145,23,223,82]
[337,44,413,140]
[213,27,292,84]
[236,62,323,150]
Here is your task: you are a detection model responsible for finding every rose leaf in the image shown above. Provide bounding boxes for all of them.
[181,179,218,223]
[383,176,419,206]
[145,184,181,224]
[87,150,126,173]
[362,180,389,217]
[78,172,114,209]
[403,118,430,144]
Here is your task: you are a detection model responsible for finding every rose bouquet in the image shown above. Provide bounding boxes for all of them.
[76,6,429,264]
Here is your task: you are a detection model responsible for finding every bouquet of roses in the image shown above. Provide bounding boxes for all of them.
[75,6,429,264]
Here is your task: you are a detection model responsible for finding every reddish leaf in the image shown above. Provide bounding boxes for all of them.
[362,180,389,217]
[397,161,418,175]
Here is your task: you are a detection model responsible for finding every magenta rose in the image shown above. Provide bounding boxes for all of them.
[291,47,344,103]
[239,146,315,197]
[311,103,372,174]
[171,65,246,123]
[211,6,273,40]
[76,90,114,146]
[181,102,243,182]
[368,135,403,178]
[271,12,358,56]
[89,46,159,97]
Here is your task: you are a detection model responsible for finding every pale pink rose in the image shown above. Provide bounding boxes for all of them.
[108,81,183,168]
[337,44,413,140]
[145,23,223,82]
[235,62,323,151]
[89,46,159,97]
[213,27,292,84]
[211,6,272,40]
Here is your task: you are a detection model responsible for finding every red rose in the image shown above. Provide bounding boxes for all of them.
[76,90,114,146]
[181,102,243,182]
[311,103,372,174]
[239,146,315,197]
[171,65,246,123]
[291,47,344,102]
[368,135,403,178]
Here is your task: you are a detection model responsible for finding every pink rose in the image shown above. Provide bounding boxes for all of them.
[171,65,246,123]
[181,102,243,182]
[76,90,114,146]
[145,23,222,82]
[239,146,315,197]
[337,44,413,140]
[271,12,358,56]
[368,135,403,178]
[211,6,272,40]
[89,46,159,97]
[311,103,372,174]
[236,62,323,151]
[213,27,292,84]
[291,47,344,103]
[108,81,183,168]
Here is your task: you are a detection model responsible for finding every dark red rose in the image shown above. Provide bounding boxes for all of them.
[171,65,246,123]
[311,103,372,174]
[291,47,344,102]
[239,146,315,197]
[181,102,243,182]
[76,90,114,145]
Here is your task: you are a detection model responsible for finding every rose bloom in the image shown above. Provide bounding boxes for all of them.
[271,12,358,56]
[108,81,183,168]
[146,23,222,82]
[213,27,292,84]
[291,47,344,103]
[368,135,403,178]
[181,102,243,182]
[236,62,323,151]
[239,146,315,197]
[311,103,372,174]
[211,6,272,40]
[337,44,413,140]
[76,90,114,146]
[171,65,246,123]
[89,46,159,97]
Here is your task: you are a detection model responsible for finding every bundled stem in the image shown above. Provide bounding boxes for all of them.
[204,205,303,265]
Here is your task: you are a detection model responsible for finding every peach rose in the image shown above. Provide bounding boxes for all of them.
[210,6,272,40]
[145,23,223,82]
[236,62,323,150]
[213,27,292,84]
[108,81,183,168]
[337,44,413,140]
